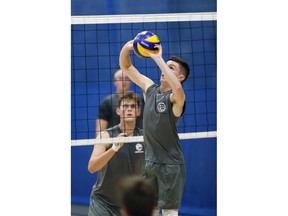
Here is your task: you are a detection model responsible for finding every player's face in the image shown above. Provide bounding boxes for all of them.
[118,99,140,121]
[160,60,181,82]
[114,70,131,92]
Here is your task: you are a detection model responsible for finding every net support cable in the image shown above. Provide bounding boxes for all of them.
[71,12,217,146]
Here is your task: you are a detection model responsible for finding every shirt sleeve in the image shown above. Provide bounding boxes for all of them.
[98,97,112,121]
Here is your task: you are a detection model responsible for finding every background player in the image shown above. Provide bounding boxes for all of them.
[117,175,156,216]
[96,67,144,136]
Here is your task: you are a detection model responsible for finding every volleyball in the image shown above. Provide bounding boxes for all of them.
[133,31,161,58]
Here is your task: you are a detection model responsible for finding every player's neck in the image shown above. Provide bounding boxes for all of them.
[118,122,136,136]
[116,89,129,95]
[159,82,172,93]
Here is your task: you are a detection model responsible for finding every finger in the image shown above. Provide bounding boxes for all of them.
[154,44,160,48]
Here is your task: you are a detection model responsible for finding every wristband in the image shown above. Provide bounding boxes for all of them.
[112,143,121,152]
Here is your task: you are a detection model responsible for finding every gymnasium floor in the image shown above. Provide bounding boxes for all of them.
[71,204,188,216]
[71,204,89,216]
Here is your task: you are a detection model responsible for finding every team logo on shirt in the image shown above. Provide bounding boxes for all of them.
[135,143,144,153]
[157,102,166,113]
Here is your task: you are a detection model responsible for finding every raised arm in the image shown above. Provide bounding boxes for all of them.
[149,44,185,117]
[119,40,154,94]
[88,131,125,174]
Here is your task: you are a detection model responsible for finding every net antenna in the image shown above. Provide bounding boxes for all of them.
[71,12,217,146]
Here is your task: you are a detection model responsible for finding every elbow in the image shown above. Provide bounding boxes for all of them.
[88,166,94,174]
[119,55,132,71]
[174,86,185,100]
[119,60,130,72]
[174,84,184,94]
[119,54,125,70]
[119,57,123,69]
[88,164,96,174]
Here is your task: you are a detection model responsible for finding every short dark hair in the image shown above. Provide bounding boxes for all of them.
[117,176,157,216]
[118,91,141,107]
[169,56,190,83]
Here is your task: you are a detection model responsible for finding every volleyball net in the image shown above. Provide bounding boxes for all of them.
[71,12,217,146]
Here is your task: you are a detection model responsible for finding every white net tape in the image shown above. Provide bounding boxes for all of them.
[71,131,217,146]
[71,12,217,24]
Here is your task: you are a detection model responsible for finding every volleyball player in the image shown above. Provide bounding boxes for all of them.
[96,67,144,137]
[117,175,156,216]
[120,41,190,216]
[88,92,145,216]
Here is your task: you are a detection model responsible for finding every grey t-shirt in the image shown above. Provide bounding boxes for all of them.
[143,84,185,164]
[91,125,145,207]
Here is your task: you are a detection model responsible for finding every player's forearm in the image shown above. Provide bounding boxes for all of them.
[155,57,182,90]
[119,42,133,71]
[88,149,115,173]
[119,46,137,84]
[120,42,152,92]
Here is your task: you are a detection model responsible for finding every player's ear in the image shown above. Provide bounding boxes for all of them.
[178,74,185,82]
[136,107,141,117]
[116,107,120,115]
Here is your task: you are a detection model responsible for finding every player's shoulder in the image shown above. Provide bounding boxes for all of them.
[97,130,110,139]
[101,93,117,102]
[107,125,121,137]
[146,84,158,94]
[134,127,144,136]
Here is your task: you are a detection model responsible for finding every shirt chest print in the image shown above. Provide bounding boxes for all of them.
[155,92,168,113]
[135,143,144,153]
[157,102,166,113]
